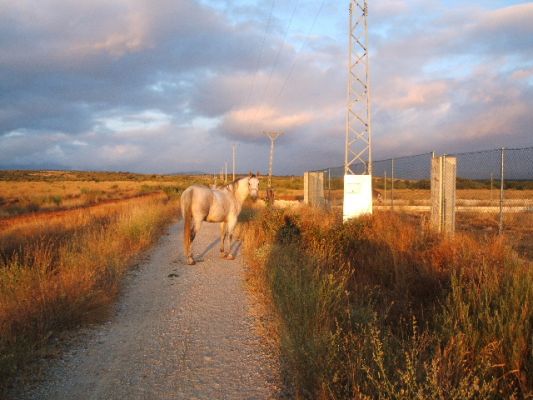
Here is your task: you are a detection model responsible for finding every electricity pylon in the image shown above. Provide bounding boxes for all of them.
[264,131,282,205]
[264,131,282,188]
[345,0,372,175]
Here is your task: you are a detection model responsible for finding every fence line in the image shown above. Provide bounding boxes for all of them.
[306,146,533,235]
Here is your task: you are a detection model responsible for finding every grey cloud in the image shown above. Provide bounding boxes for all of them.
[0,0,531,174]
[0,0,268,137]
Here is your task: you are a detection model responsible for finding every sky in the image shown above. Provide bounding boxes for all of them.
[0,0,532,174]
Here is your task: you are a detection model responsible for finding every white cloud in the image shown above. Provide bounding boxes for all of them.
[0,0,531,173]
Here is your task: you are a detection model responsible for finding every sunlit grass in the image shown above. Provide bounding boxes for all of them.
[242,206,532,399]
[0,171,213,217]
[0,194,178,386]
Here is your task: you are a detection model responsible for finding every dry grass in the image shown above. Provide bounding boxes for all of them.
[323,188,533,203]
[0,170,216,217]
[242,206,532,399]
[0,193,178,388]
[0,180,183,217]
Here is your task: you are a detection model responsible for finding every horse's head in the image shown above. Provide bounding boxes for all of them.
[248,172,260,201]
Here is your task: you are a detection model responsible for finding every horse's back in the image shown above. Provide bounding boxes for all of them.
[182,185,213,207]
[181,185,216,219]
[181,184,233,223]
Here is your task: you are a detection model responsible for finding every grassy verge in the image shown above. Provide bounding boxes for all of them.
[0,193,178,388]
[242,207,532,399]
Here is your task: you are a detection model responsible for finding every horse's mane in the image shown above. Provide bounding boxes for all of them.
[219,175,254,192]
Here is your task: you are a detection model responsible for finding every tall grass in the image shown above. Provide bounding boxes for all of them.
[242,207,532,399]
[0,194,178,387]
[0,179,189,217]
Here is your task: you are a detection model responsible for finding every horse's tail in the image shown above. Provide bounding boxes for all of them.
[180,188,193,256]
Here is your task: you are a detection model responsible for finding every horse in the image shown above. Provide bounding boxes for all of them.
[180,173,260,265]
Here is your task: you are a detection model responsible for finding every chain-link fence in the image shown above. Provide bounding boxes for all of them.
[449,147,533,244]
[308,146,533,241]
[315,152,434,212]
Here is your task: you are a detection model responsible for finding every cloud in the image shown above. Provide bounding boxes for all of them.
[0,0,267,134]
[214,105,314,142]
[367,2,533,158]
[0,0,531,174]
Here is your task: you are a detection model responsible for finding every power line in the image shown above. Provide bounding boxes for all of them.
[250,0,327,136]
[241,0,276,131]
[248,1,301,134]
[260,0,300,102]
[274,0,327,103]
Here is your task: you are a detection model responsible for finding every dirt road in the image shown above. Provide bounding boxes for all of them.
[13,221,281,400]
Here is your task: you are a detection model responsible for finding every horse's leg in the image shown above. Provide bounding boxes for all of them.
[187,218,203,265]
[224,216,238,260]
[185,222,196,265]
[184,208,195,265]
[220,222,227,256]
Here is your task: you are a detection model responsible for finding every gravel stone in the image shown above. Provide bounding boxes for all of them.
[12,221,282,400]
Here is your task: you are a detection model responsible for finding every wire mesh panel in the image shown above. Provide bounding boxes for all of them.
[318,152,433,212]
[323,166,345,208]
[450,147,532,238]
[373,153,433,212]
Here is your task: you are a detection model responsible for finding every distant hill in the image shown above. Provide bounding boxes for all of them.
[167,171,207,176]
[0,169,207,182]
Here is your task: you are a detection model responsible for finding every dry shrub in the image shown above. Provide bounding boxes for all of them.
[0,194,178,386]
[0,178,190,217]
[242,206,532,399]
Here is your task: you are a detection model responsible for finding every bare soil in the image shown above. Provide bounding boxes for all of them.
[10,221,282,399]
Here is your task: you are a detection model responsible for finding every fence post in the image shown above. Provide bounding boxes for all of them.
[391,158,394,211]
[304,171,326,208]
[327,168,331,207]
[431,154,456,234]
[384,170,387,205]
[490,173,493,204]
[499,147,505,235]
[304,172,309,204]
[439,154,446,232]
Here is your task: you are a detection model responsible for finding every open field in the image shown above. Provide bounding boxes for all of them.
[0,170,214,217]
[242,206,532,399]
[0,189,178,389]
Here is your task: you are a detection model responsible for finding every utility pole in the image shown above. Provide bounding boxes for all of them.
[224,162,228,183]
[264,131,283,204]
[232,144,236,181]
[499,148,505,234]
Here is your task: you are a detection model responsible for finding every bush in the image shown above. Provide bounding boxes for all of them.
[242,207,531,399]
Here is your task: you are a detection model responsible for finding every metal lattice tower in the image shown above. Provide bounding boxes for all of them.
[345,0,372,175]
[264,131,283,188]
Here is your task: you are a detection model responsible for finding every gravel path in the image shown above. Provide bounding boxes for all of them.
[13,221,281,400]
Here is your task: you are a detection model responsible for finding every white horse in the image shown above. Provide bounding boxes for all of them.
[180,173,260,265]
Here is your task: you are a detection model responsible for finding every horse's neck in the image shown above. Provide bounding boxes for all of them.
[232,179,249,207]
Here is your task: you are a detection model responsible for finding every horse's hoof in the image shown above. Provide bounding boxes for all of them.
[187,258,196,265]
[225,254,235,260]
